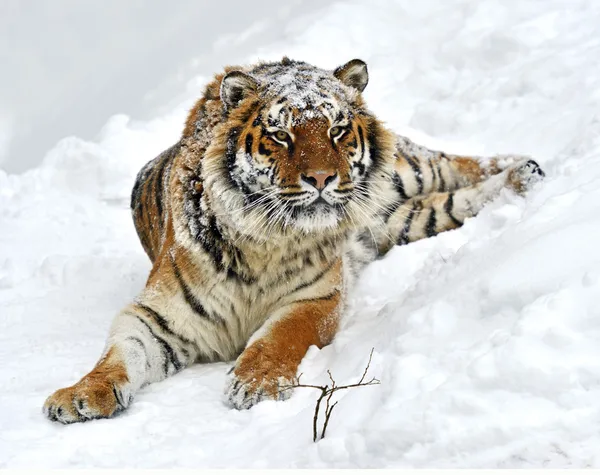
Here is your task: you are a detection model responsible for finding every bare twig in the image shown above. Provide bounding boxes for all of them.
[285,348,380,442]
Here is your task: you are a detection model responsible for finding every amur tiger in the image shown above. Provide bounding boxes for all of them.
[43,57,544,423]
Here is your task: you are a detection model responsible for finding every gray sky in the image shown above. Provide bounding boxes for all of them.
[0,0,329,173]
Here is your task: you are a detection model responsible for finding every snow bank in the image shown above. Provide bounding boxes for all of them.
[2,0,600,468]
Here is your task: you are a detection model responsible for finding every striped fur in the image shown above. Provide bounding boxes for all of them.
[43,58,544,422]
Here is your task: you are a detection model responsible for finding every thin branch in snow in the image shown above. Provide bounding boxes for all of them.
[285,348,380,442]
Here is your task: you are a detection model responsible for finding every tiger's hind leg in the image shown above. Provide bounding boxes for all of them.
[384,159,544,247]
[43,303,198,424]
[393,134,541,198]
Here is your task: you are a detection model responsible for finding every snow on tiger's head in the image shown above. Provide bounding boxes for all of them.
[199,58,393,239]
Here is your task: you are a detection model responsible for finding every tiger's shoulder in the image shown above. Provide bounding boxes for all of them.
[130,63,245,263]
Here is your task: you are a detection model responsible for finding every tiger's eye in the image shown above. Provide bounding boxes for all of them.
[330,126,342,137]
[275,130,289,142]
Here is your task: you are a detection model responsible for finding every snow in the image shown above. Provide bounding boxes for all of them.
[2,0,600,468]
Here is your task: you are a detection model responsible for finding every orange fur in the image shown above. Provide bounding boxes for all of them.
[452,157,487,184]
[233,290,341,396]
[44,347,129,420]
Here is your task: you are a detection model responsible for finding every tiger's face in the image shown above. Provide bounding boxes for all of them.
[233,100,375,232]
[209,59,389,237]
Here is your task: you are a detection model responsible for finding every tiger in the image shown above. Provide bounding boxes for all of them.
[43,57,544,423]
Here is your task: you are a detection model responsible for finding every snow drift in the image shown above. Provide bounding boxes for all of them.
[2,0,600,468]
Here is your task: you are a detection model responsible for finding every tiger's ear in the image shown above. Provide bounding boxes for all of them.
[333,59,369,93]
[220,71,258,110]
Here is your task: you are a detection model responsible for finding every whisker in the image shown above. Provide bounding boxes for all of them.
[352,185,414,214]
[235,198,282,245]
[214,188,281,218]
[349,197,397,245]
[258,199,289,244]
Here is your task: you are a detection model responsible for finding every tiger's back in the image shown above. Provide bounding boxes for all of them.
[130,142,179,262]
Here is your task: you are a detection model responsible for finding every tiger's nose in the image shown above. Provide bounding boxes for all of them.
[301,170,337,191]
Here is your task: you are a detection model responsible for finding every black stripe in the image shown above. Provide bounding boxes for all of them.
[445,193,462,226]
[130,169,145,211]
[363,121,387,187]
[404,155,423,194]
[141,175,156,243]
[136,303,195,345]
[245,133,253,155]
[126,336,147,353]
[382,202,399,224]
[437,160,446,191]
[195,214,226,273]
[225,127,242,188]
[353,161,366,178]
[224,246,257,285]
[131,162,153,256]
[287,136,295,157]
[130,156,157,211]
[134,315,182,375]
[144,160,160,218]
[170,257,225,325]
[426,208,437,237]
[357,125,366,163]
[292,290,340,305]
[428,158,437,190]
[154,152,171,222]
[131,162,152,225]
[126,336,150,370]
[392,172,409,200]
[397,206,416,245]
[330,136,337,151]
[112,385,126,410]
[227,264,257,284]
[258,142,272,156]
[290,260,336,295]
[252,111,263,127]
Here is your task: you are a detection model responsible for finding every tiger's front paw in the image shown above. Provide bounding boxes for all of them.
[43,375,132,424]
[224,345,295,410]
[506,159,545,194]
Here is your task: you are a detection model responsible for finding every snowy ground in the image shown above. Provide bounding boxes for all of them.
[2,0,600,468]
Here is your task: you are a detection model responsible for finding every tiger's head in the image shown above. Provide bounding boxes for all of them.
[201,58,395,239]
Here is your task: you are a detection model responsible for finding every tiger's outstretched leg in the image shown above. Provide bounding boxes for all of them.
[43,302,199,424]
[392,135,535,198]
[385,159,544,246]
